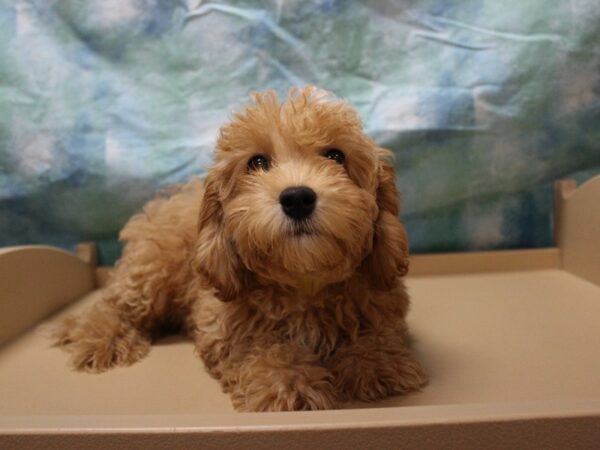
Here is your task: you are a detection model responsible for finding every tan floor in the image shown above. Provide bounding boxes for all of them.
[1,269,599,416]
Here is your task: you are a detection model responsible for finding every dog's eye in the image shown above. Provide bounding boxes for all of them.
[248,155,270,172]
[325,149,345,165]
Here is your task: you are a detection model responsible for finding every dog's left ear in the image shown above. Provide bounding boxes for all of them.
[361,153,409,290]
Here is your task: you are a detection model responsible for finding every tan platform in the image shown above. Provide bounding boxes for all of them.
[1,176,599,449]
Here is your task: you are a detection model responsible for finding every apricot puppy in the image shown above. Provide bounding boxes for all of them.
[53,86,426,411]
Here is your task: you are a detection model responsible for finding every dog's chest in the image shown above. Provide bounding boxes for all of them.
[243,291,365,356]
[277,307,357,355]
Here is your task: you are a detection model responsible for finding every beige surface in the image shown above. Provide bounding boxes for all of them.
[1,175,599,448]
[0,246,94,347]
[556,177,600,286]
[2,402,600,450]
[409,247,560,277]
[1,269,599,417]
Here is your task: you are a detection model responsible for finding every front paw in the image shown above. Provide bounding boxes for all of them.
[232,364,338,412]
[69,331,150,373]
[332,347,427,402]
[52,314,150,373]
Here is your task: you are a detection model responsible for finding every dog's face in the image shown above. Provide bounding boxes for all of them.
[196,87,408,300]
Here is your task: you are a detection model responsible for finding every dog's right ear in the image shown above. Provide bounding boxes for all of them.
[194,172,249,302]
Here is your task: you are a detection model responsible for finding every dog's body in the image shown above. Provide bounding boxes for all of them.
[53,87,426,411]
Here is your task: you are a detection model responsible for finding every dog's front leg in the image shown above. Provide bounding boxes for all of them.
[327,331,427,403]
[52,195,198,372]
[51,255,174,373]
[229,343,339,412]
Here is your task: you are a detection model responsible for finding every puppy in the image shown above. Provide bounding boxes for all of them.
[53,86,426,411]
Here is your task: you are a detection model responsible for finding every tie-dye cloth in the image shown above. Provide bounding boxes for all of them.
[1,1,599,264]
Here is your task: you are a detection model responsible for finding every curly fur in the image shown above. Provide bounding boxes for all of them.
[52,86,426,411]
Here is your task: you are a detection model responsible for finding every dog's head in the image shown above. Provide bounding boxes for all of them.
[195,86,408,301]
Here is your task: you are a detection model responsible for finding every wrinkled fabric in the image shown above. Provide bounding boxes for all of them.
[1,0,599,263]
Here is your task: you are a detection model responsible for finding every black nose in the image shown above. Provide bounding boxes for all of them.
[279,186,317,220]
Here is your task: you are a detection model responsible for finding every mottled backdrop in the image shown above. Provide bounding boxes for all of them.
[1,0,599,263]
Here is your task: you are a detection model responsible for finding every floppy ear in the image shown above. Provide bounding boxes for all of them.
[361,156,410,290]
[194,173,251,302]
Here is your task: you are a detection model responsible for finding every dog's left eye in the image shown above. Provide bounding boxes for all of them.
[248,155,270,172]
[324,149,345,165]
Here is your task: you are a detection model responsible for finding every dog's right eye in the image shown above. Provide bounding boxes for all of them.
[248,155,270,172]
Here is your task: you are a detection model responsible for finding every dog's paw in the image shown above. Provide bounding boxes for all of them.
[332,347,427,402]
[67,327,151,373]
[232,364,338,412]
[52,313,151,373]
